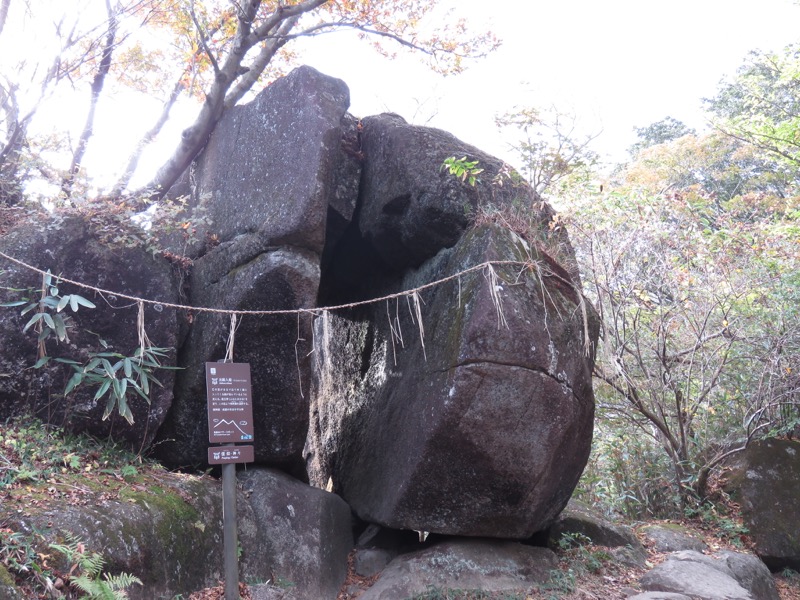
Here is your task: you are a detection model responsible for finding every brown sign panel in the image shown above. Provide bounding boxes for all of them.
[206,362,255,444]
[208,445,254,465]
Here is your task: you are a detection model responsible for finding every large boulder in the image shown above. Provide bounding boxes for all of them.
[0,213,180,449]
[155,65,361,470]
[306,223,598,537]
[358,114,572,269]
[724,438,800,570]
[5,473,224,599]
[173,64,355,257]
[322,111,363,264]
[356,113,575,274]
[2,467,352,599]
[155,241,319,471]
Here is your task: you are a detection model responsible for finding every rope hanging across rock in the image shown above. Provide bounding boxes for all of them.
[0,248,537,318]
[0,247,594,357]
[1,244,595,362]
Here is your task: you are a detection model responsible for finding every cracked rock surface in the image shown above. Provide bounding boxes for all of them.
[305,224,599,537]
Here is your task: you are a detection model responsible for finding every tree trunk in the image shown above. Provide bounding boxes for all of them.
[107,78,185,197]
[61,0,117,200]
[0,83,25,206]
[0,125,25,206]
[143,79,226,200]
[141,0,326,201]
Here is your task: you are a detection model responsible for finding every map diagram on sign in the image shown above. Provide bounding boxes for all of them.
[212,419,254,440]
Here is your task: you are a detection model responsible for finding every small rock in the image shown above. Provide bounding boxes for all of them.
[356,523,384,547]
[238,468,353,600]
[609,544,649,569]
[249,583,293,600]
[354,547,395,577]
[0,564,23,600]
[550,499,645,550]
[627,593,692,600]
[358,538,557,600]
[640,524,708,553]
[640,551,752,600]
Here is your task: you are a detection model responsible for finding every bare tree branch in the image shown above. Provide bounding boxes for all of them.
[223,14,298,109]
[61,0,119,199]
[189,0,220,75]
[108,76,185,196]
[0,0,10,39]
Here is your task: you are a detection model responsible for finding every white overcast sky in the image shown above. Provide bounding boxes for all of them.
[6,0,799,190]
[296,0,800,166]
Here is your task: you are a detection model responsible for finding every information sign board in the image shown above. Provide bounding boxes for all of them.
[208,445,254,465]
[206,362,255,444]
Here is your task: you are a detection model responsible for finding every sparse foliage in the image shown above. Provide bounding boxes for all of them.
[564,171,800,515]
[141,0,499,199]
[0,0,161,205]
[490,83,800,518]
[628,116,696,157]
[0,0,498,204]
[707,43,800,171]
[622,129,797,200]
[495,106,600,195]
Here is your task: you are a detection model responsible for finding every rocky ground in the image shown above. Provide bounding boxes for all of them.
[333,524,800,600]
[2,419,798,599]
[186,522,800,600]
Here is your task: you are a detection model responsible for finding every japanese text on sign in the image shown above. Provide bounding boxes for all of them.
[206,362,255,443]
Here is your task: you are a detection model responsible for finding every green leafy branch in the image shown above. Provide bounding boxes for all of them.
[1,270,96,364]
[441,155,484,186]
[2,272,178,425]
[61,343,177,425]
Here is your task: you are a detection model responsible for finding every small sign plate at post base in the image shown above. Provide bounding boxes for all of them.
[208,445,254,465]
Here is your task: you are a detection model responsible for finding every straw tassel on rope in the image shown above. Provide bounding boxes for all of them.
[224,313,238,363]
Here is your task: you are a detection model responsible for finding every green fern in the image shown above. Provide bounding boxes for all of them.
[50,534,142,599]
[72,571,143,599]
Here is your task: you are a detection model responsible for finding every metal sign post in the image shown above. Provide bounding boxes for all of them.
[206,362,254,600]
[221,460,238,600]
